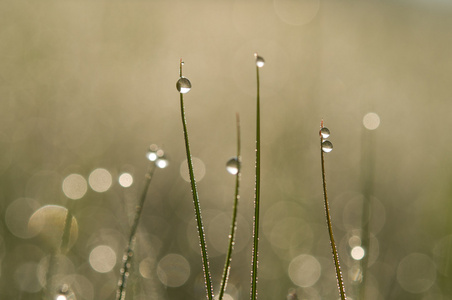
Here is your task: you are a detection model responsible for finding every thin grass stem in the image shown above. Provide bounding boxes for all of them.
[116,163,156,300]
[178,59,214,300]
[219,113,241,300]
[320,122,347,300]
[251,54,261,300]
[43,200,74,299]
[60,201,74,253]
[358,127,376,300]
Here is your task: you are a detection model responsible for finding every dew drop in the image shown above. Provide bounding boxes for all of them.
[254,54,265,68]
[322,140,333,153]
[226,157,240,175]
[176,77,192,94]
[320,127,330,139]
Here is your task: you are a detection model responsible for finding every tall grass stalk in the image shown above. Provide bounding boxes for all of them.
[320,121,347,300]
[116,163,156,300]
[250,53,263,300]
[178,59,214,300]
[219,113,241,300]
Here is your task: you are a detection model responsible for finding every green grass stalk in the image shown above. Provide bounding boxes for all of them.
[116,163,156,300]
[320,122,347,300]
[219,113,241,300]
[178,59,214,300]
[250,54,262,300]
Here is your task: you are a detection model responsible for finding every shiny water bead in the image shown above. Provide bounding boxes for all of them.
[156,156,169,169]
[320,127,330,139]
[255,55,265,68]
[322,140,333,153]
[226,157,240,175]
[176,77,191,93]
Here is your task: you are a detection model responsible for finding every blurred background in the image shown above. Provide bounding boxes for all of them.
[1,0,452,299]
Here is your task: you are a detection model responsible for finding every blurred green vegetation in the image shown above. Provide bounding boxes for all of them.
[1,0,452,299]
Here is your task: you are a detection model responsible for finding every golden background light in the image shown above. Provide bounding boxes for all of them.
[62,174,88,200]
[88,168,113,193]
[28,205,78,251]
[89,245,117,273]
[118,173,133,188]
[2,0,452,299]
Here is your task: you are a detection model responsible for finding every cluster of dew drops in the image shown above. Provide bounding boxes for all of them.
[320,126,333,153]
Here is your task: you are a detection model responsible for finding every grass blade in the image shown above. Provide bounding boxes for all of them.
[116,163,156,300]
[320,121,347,300]
[219,113,241,300]
[251,53,264,300]
[178,59,214,300]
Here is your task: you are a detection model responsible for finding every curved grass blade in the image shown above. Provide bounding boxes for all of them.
[320,120,347,300]
[116,163,156,300]
[178,59,214,300]
[219,113,241,300]
[250,53,264,300]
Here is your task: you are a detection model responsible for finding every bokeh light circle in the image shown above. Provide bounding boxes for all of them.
[351,246,365,260]
[139,257,155,279]
[62,174,87,200]
[363,112,380,130]
[14,262,41,292]
[5,197,41,239]
[118,173,133,188]
[157,253,190,287]
[397,253,436,293]
[88,168,112,193]
[28,205,78,251]
[180,157,206,182]
[89,245,117,273]
[288,254,321,287]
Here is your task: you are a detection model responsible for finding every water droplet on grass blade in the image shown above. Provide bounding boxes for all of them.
[322,140,333,153]
[320,127,330,139]
[254,53,265,67]
[226,157,240,175]
[176,77,191,93]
